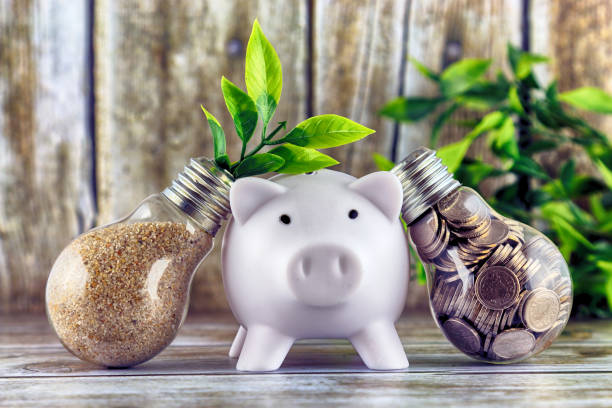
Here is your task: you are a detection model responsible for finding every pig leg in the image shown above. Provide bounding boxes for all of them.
[229,325,247,358]
[236,325,294,371]
[349,321,408,370]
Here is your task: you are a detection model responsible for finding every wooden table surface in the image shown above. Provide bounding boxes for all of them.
[1,313,611,407]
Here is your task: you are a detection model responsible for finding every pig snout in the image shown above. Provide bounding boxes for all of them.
[287,244,363,307]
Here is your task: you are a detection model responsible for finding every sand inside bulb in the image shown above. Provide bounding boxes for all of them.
[46,221,212,367]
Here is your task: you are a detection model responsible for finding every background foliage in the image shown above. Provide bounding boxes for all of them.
[379,44,612,318]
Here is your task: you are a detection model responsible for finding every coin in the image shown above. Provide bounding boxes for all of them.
[485,244,513,267]
[409,209,438,248]
[483,333,493,356]
[535,320,565,350]
[505,291,527,328]
[490,329,535,360]
[432,281,449,314]
[492,310,503,335]
[521,288,560,332]
[439,189,485,225]
[453,214,491,238]
[520,258,542,287]
[420,218,450,260]
[475,266,520,310]
[469,219,509,248]
[442,283,458,315]
[443,318,482,355]
[436,190,460,215]
[446,282,464,315]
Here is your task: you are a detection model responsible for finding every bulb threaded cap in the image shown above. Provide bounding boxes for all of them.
[162,158,233,236]
[391,147,461,224]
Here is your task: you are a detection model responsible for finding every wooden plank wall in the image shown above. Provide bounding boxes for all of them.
[1,0,611,314]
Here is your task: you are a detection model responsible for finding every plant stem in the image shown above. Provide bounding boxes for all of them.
[240,141,247,161]
[242,122,287,158]
[265,121,286,141]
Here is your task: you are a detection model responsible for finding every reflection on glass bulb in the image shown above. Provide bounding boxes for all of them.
[393,148,572,363]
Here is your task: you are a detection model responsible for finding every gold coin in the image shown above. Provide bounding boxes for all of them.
[443,318,482,355]
[475,266,520,310]
[521,288,560,332]
[490,329,535,360]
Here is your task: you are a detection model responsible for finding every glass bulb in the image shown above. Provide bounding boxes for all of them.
[46,158,233,367]
[392,148,572,363]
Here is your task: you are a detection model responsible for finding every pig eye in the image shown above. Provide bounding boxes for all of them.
[348,209,359,219]
[280,214,291,225]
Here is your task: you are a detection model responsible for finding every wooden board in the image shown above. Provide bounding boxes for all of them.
[94,0,308,312]
[531,0,612,137]
[0,0,94,313]
[3,0,612,315]
[312,0,408,176]
[396,0,522,160]
[1,314,611,407]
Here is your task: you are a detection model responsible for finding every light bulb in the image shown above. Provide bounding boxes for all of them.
[392,147,572,363]
[46,158,233,367]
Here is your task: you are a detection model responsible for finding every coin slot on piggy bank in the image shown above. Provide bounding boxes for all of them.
[392,147,572,363]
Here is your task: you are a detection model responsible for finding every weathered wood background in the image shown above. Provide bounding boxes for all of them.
[1,0,611,314]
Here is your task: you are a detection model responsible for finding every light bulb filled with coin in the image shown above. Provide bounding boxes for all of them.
[392,148,572,363]
[46,158,233,367]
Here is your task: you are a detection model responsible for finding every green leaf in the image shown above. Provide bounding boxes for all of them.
[466,111,506,141]
[594,158,612,189]
[508,86,524,113]
[516,53,548,79]
[560,159,575,193]
[275,114,375,148]
[409,57,440,82]
[245,19,282,126]
[455,160,505,187]
[507,43,521,74]
[453,75,510,111]
[522,139,559,155]
[200,105,230,168]
[437,111,506,172]
[372,152,395,171]
[440,58,491,97]
[559,87,612,114]
[267,144,339,174]
[379,97,445,122]
[431,103,459,147]
[487,117,518,159]
[437,139,472,173]
[569,176,608,197]
[510,156,550,180]
[232,153,284,178]
[552,216,594,249]
[221,76,258,144]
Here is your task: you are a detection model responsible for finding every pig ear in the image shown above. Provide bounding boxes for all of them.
[349,172,403,222]
[230,177,287,225]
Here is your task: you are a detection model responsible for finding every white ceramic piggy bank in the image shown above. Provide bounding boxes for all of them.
[221,170,410,371]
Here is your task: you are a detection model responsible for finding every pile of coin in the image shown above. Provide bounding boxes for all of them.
[409,188,572,362]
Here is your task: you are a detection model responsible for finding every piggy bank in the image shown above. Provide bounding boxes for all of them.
[221,170,410,371]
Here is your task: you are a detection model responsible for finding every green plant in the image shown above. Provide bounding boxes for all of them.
[202,20,374,178]
[378,44,612,318]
